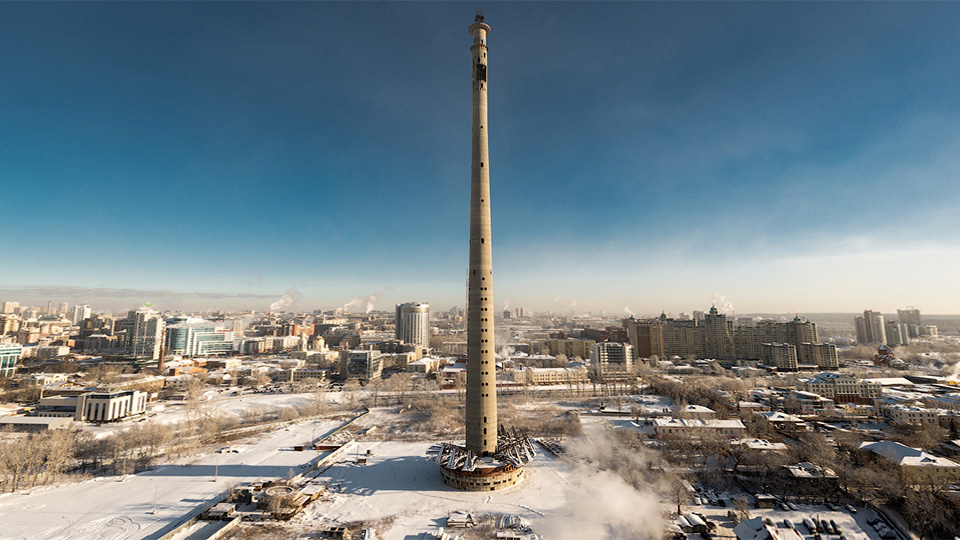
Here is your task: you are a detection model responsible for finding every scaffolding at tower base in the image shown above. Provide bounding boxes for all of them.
[430,426,536,491]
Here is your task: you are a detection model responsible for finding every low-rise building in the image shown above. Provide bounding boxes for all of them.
[786,390,835,415]
[879,403,940,425]
[0,343,22,377]
[757,411,808,431]
[287,368,332,383]
[23,372,71,386]
[36,389,148,422]
[406,356,444,375]
[798,372,882,404]
[653,418,746,439]
[340,350,383,381]
[677,404,717,419]
[517,366,588,386]
[0,416,72,432]
[440,341,468,356]
[860,440,960,485]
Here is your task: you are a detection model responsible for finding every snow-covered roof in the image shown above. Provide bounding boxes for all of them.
[733,517,803,540]
[863,377,914,386]
[758,411,804,423]
[785,462,837,478]
[736,438,789,451]
[654,418,745,429]
[680,404,715,414]
[859,440,960,468]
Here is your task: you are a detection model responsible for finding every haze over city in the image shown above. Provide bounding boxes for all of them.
[2,2,959,313]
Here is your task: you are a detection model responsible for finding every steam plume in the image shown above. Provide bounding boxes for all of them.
[338,292,385,314]
[269,288,301,312]
[538,432,664,539]
[712,293,735,316]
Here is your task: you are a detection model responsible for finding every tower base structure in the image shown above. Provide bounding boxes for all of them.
[432,426,536,492]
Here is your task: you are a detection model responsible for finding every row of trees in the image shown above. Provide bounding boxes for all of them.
[0,429,75,493]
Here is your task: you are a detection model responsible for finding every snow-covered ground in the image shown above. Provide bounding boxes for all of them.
[294,440,577,539]
[0,418,342,540]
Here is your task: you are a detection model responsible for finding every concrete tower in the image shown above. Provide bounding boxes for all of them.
[434,14,534,490]
[465,12,497,456]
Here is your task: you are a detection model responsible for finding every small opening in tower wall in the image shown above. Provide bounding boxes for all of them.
[481,238,484,243]
[480,162,483,167]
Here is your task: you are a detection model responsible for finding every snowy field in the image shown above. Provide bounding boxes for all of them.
[294,440,574,539]
[0,418,342,540]
[289,436,667,540]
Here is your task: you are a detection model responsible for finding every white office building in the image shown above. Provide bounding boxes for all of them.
[395,302,430,350]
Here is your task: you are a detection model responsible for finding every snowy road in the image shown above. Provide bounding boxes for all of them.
[0,418,341,540]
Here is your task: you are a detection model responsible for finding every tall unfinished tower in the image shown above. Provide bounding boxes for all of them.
[465,11,496,456]
[434,13,534,491]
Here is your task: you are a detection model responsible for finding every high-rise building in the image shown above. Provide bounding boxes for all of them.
[625,311,824,363]
[799,342,839,369]
[855,310,886,344]
[123,308,163,360]
[395,302,430,351]
[0,301,19,314]
[762,343,798,371]
[703,306,735,360]
[71,304,92,325]
[591,342,636,381]
[884,320,907,347]
[57,301,69,314]
[897,308,922,338]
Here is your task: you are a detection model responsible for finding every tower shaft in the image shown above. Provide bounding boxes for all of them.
[465,16,496,456]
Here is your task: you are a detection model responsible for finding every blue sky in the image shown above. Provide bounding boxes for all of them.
[1,2,959,315]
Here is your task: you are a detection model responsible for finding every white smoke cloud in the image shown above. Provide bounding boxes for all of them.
[268,288,301,312]
[712,293,735,316]
[947,361,960,382]
[503,298,511,312]
[538,432,664,539]
[338,292,385,314]
[623,306,635,317]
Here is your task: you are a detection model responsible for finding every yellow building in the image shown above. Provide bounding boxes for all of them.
[860,440,960,485]
[538,338,595,359]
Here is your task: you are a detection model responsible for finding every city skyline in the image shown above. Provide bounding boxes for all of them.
[2,3,959,314]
